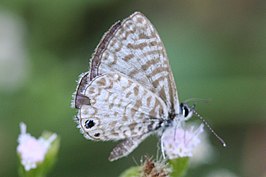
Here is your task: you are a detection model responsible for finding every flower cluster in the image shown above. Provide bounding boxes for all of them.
[162,124,204,159]
[17,122,57,171]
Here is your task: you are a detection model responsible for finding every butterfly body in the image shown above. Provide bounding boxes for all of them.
[72,12,194,161]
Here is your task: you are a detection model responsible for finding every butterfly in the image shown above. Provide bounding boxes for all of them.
[72,12,211,161]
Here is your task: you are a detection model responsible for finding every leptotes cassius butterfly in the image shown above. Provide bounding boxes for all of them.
[72,12,224,161]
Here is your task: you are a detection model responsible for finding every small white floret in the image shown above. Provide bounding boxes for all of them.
[17,122,57,171]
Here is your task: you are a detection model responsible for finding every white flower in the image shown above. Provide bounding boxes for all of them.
[161,123,204,159]
[17,122,57,171]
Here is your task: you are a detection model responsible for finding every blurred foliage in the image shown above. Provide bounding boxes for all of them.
[0,0,265,177]
[169,157,189,177]
[119,167,141,177]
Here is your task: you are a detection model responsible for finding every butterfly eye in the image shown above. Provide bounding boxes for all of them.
[183,106,189,117]
[85,120,95,129]
[180,103,190,118]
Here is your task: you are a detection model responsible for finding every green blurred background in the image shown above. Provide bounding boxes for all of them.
[0,0,265,177]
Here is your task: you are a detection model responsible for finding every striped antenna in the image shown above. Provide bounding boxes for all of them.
[193,110,227,147]
[184,98,212,104]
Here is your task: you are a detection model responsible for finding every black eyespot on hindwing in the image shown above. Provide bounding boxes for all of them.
[94,133,100,137]
[85,120,95,129]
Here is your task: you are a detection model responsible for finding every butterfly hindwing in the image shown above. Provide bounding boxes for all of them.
[109,133,150,161]
[77,72,168,141]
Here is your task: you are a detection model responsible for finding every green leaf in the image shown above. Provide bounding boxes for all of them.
[119,166,141,177]
[169,157,189,177]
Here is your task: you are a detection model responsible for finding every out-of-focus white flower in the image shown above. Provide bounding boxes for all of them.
[17,122,57,171]
[0,11,29,91]
[162,124,204,159]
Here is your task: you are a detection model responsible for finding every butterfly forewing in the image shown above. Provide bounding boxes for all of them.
[88,12,179,113]
[78,72,168,141]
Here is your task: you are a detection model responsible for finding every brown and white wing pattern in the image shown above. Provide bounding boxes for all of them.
[72,12,181,161]
[88,12,180,114]
[77,73,168,141]
[108,133,151,161]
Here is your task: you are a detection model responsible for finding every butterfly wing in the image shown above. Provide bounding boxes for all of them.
[77,72,168,141]
[72,72,90,109]
[72,12,181,161]
[108,133,150,161]
[87,12,180,114]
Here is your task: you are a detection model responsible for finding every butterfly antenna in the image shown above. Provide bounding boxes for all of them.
[193,110,226,147]
[184,98,212,104]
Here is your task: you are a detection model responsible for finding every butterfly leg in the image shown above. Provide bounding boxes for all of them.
[109,133,150,161]
[160,139,166,159]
